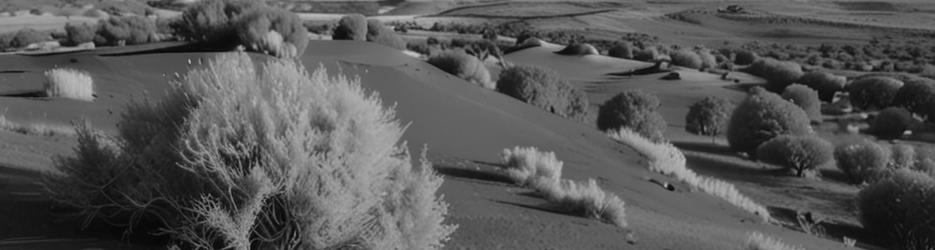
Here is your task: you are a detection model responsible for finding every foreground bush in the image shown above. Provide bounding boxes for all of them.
[43,68,94,101]
[871,107,915,139]
[858,169,935,250]
[64,22,97,46]
[743,232,804,250]
[745,58,804,91]
[366,19,406,50]
[781,84,821,122]
[95,16,157,46]
[756,135,833,177]
[530,178,627,228]
[835,139,890,184]
[43,52,455,249]
[501,146,563,186]
[332,14,367,41]
[848,76,904,111]
[235,7,309,58]
[685,96,734,142]
[671,49,702,69]
[496,65,589,121]
[727,88,812,155]
[597,90,667,142]
[797,71,847,102]
[173,0,261,46]
[893,78,935,119]
[427,50,494,89]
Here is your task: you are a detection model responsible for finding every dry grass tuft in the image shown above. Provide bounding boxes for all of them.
[530,178,628,228]
[501,146,563,185]
[0,115,75,137]
[743,232,805,250]
[44,68,94,101]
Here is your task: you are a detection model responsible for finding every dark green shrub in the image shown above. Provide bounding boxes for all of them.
[0,33,13,51]
[427,50,494,89]
[11,28,52,48]
[734,50,758,65]
[858,169,935,250]
[871,107,915,139]
[597,90,667,142]
[756,135,833,177]
[685,96,734,142]
[744,58,804,92]
[366,19,406,50]
[634,47,660,62]
[671,49,702,69]
[333,14,366,41]
[173,0,261,46]
[797,71,847,102]
[893,78,935,119]
[496,65,589,121]
[608,42,633,59]
[835,139,890,184]
[554,43,598,56]
[95,16,156,46]
[64,22,97,46]
[234,7,309,58]
[848,76,904,111]
[727,88,812,154]
[781,84,822,122]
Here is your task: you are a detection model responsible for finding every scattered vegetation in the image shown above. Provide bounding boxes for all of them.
[781,84,822,122]
[496,65,589,121]
[332,14,367,41]
[848,76,904,111]
[797,71,847,102]
[727,88,812,155]
[43,68,94,102]
[858,169,935,250]
[685,96,735,143]
[835,139,891,184]
[756,135,834,177]
[43,52,456,249]
[597,90,667,143]
[427,50,494,89]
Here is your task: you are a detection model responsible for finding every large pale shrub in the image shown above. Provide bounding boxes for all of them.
[781,84,821,122]
[44,52,455,249]
[597,90,667,143]
[366,19,406,50]
[685,96,734,142]
[835,139,890,184]
[858,169,935,250]
[332,14,366,41]
[496,65,589,121]
[848,76,904,111]
[427,50,494,89]
[43,68,94,101]
[756,135,833,177]
[501,146,563,186]
[727,88,812,155]
[797,71,847,102]
[745,58,804,91]
[234,7,309,58]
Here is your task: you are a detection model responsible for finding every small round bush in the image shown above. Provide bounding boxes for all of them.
[608,42,634,59]
[333,14,366,41]
[756,135,833,177]
[744,58,804,91]
[496,65,589,121]
[671,49,703,69]
[235,7,309,58]
[734,50,758,65]
[427,50,494,89]
[848,76,904,111]
[554,43,598,56]
[727,88,812,154]
[871,107,915,139]
[11,28,52,48]
[781,84,822,122]
[685,96,735,142]
[366,19,406,50]
[889,144,917,170]
[634,47,660,62]
[597,90,667,142]
[893,78,935,118]
[797,71,847,102]
[64,22,97,46]
[95,16,156,46]
[858,169,935,250]
[173,0,260,46]
[835,139,890,184]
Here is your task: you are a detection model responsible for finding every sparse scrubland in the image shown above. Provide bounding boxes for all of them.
[43,68,94,101]
[427,50,494,89]
[496,65,589,121]
[597,90,667,143]
[43,53,455,249]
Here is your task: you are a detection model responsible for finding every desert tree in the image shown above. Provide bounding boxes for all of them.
[727,87,812,155]
[756,135,833,177]
[685,96,735,143]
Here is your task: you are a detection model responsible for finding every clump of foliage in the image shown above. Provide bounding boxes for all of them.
[496,65,589,121]
[848,76,904,111]
[234,7,309,58]
[332,14,367,41]
[734,50,758,65]
[608,42,634,59]
[530,178,628,228]
[858,169,935,250]
[835,139,891,184]
[366,19,406,50]
[697,49,717,69]
[781,84,822,122]
[893,78,935,120]
[745,58,804,91]
[756,135,833,177]
[64,22,97,46]
[10,28,53,48]
[727,88,812,155]
[634,47,660,62]
[797,71,847,102]
[44,68,94,101]
[554,43,599,56]
[95,16,157,46]
[743,232,805,250]
[685,96,735,143]
[597,90,667,143]
[501,146,563,186]
[172,0,262,47]
[43,52,456,249]
[427,50,494,89]
[871,107,915,139]
[671,49,702,69]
